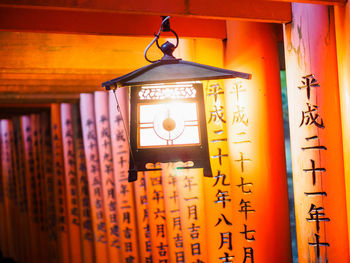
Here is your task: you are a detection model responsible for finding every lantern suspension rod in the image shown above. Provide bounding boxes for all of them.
[144,16,179,63]
[112,89,137,172]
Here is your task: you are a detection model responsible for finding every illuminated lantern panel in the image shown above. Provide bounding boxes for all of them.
[138,84,200,147]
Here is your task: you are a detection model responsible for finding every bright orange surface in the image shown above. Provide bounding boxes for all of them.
[334,1,350,249]
[225,20,292,262]
[284,3,349,261]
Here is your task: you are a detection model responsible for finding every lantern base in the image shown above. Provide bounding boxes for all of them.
[128,158,212,182]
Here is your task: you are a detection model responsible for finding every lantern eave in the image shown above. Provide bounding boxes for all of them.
[102,59,251,89]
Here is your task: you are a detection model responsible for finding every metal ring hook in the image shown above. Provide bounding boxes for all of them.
[156,29,179,49]
[144,16,178,63]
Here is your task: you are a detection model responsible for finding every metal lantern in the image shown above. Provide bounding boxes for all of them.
[102,16,250,182]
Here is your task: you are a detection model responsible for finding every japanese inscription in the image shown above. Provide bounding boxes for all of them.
[205,80,235,262]
[230,81,255,262]
[161,163,185,263]
[95,100,121,254]
[109,90,139,262]
[61,108,81,229]
[134,172,152,262]
[177,167,207,262]
[146,167,169,263]
[298,74,329,260]
[80,97,108,248]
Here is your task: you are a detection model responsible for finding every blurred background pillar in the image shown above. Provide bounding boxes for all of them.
[224,20,292,262]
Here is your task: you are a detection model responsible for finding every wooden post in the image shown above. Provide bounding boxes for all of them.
[61,104,82,263]
[161,163,185,263]
[134,172,152,263]
[13,116,32,263]
[224,20,292,262]
[40,111,59,263]
[31,114,49,263]
[144,168,170,263]
[21,115,43,263]
[202,79,236,262]
[0,121,9,258]
[0,120,16,260]
[334,1,350,246]
[71,104,95,263]
[176,168,208,262]
[80,94,109,263]
[94,91,123,261]
[51,104,71,263]
[109,89,140,263]
[284,3,349,261]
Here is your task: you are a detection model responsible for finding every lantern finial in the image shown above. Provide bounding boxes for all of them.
[144,16,179,63]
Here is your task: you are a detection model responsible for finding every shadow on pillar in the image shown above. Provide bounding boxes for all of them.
[281,67,298,263]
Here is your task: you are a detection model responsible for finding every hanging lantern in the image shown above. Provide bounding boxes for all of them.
[102,16,251,182]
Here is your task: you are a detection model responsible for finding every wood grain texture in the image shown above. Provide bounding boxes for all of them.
[284,3,349,261]
[334,1,350,246]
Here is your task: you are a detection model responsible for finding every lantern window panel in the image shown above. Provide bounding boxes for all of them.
[138,102,200,148]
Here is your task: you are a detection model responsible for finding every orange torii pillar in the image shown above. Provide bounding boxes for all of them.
[224,21,292,262]
[284,3,349,262]
[334,1,350,245]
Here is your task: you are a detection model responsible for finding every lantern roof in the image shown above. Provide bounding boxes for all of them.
[102,58,251,89]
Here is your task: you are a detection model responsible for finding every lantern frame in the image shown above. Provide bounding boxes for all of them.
[128,82,211,177]
[102,16,251,181]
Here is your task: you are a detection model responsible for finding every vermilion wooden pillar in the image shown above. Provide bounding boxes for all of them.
[202,79,236,263]
[334,1,350,246]
[224,20,292,262]
[284,3,349,262]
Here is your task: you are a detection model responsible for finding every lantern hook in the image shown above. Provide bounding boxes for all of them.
[144,16,179,63]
